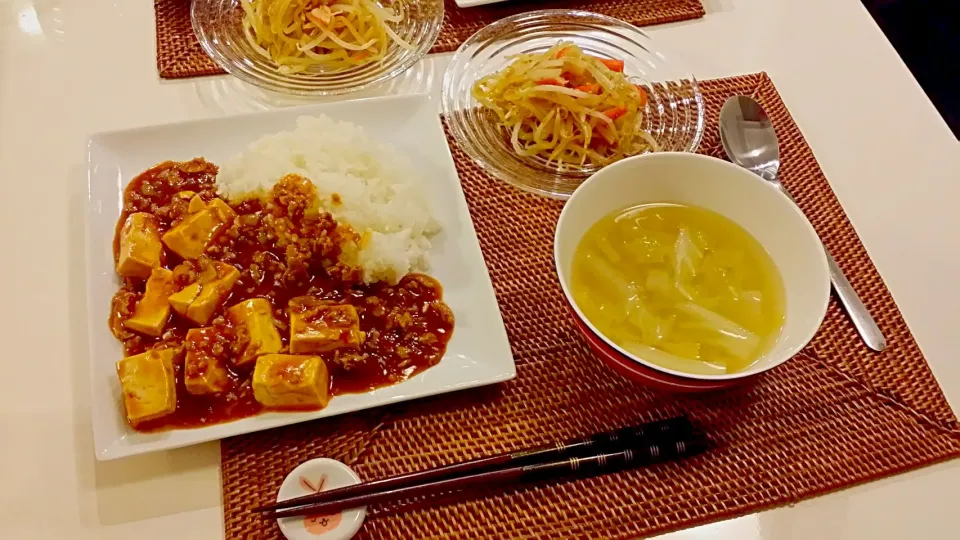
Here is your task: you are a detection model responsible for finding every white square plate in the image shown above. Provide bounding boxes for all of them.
[86,94,515,460]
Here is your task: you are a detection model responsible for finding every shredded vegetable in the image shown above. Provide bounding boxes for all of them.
[240,0,414,74]
[472,42,659,169]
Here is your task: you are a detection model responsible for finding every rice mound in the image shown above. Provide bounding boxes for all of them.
[216,115,439,285]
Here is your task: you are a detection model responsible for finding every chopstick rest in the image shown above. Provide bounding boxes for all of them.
[274,458,367,540]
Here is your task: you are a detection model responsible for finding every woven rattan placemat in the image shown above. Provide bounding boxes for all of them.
[221,73,960,538]
[155,0,705,79]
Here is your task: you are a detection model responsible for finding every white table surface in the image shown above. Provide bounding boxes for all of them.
[1,0,957,538]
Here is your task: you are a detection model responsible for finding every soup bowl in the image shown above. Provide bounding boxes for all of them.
[555,152,830,382]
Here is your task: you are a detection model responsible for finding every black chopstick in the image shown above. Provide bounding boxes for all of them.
[256,416,692,514]
[264,432,708,519]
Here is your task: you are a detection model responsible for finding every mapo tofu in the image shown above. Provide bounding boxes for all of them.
[227,298,282,366]
[117,213,164,279]
[289,296,364,354]
[184,327,233,395]
[168,257,240,325]
[108,160,454,432]
[162,195,236,259]
[123,267,176,337]
[117,348,178,426]
[253,354,330,409]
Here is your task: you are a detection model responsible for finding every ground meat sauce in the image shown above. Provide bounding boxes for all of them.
[110,159,454,432]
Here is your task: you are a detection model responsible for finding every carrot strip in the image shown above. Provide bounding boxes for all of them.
[556,46,570,58]
[596,58,625,72]
[636,85,647,106]
[575,84,600,94]
[603,106,628,120]
[536,78,568,86]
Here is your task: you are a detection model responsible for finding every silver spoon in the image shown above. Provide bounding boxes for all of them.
[719,95,886,352]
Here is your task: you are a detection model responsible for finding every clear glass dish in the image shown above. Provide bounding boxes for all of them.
[191,0,444,96]
[441,10,705,199]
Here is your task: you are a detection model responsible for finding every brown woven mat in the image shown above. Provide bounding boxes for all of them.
[155,0,705,79]
[221,73,960,538]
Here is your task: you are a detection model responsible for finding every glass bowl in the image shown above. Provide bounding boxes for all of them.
[191,0,444,96]
[441,10,705,199]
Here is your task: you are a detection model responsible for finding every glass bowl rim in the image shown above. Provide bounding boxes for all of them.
[190,0,445,97]
[440,8,706,199]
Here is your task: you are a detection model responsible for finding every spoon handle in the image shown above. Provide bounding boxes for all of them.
[776,186,887,351]
[823,249,887,351]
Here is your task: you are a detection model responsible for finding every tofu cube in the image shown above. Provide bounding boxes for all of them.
[173,190,197,201]
[252,354,330,409]
[289,296,364,354]
[116,348,178,426]
[187,194,206,214]
[168,282,200,315]
[187,263,240,324]
[183,328,232,395]
[162,208,224,260]
[169,261,240,325]
[227,298,282,366]
[124,268,177,337]
[161,198,236,261]
[208,198,237,222]
[116,213,164,279]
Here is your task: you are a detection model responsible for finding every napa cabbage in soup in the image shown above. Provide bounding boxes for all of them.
[570,203,786,375]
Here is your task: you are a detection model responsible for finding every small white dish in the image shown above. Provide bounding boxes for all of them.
[554,152,830,381]
[85,94,516,460]
[277,458,365,540]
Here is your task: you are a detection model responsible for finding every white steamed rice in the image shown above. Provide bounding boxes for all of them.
[216,115,438,285]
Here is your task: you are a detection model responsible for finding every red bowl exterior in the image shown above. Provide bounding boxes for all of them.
[568,306,748,392]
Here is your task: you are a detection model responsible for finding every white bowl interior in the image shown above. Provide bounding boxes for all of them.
[555,153,830,380]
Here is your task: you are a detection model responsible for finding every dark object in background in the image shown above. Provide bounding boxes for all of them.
[864,0,959,137]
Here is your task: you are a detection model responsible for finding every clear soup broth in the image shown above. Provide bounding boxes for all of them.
[570,203,786,375]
